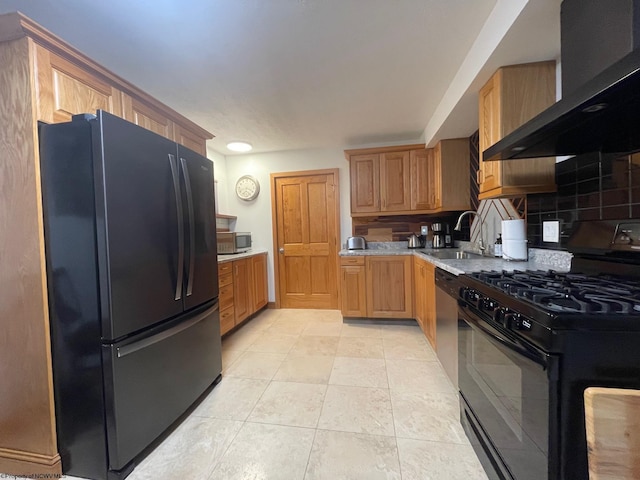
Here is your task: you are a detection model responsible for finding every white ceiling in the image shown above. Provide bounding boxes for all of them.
[0,0,561,155]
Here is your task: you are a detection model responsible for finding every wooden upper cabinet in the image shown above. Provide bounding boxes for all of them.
[380,151,411,211]
[347,142,468,216]
[411,148,437,210]
[35,46,122,123]
[478,61,557,199]
[174,122,208,156]
[121,93,173,140]
[349,154,380,213]
[434,139,471,212]
[7,12,213,149]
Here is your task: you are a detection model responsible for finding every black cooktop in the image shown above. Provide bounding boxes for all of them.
[470,270,640,315]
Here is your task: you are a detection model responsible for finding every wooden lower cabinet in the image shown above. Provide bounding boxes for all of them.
[340,255,413,319]
[218,253,268,336]
[251,253,269,312]
[414,257,436,348]
[340,257,367,317]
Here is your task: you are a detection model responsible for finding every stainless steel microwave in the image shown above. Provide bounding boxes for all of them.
[217,232,251,254]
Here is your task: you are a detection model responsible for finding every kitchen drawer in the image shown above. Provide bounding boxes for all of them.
[218,263,233,275]
[219,272,233,287]
[220,307,235,335]
[220,285,234,311]
[340,256,365,266]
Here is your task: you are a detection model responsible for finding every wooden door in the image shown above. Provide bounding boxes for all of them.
[478,72,502,193]
[251,253,268,311]
[233,258,252,324]
[366,256,413,318]
[349,154,380,213]
[273,170,340,309]
[410,148,437,210]
[380,151,411,211]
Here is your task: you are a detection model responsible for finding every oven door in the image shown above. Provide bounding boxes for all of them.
[458,305,558,480]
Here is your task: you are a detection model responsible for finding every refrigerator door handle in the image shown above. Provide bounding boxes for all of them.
[116,302,219,358]
[180,157,196,297]
[169,154,184,301]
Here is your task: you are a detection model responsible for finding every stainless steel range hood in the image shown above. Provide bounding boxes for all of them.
[483,47,640,161]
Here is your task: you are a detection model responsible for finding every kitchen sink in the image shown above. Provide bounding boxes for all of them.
[423,250,490,260]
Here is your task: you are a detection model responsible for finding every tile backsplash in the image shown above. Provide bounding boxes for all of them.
[527,152,640,248]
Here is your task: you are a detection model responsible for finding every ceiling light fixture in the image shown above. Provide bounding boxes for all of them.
[226,141,253,153]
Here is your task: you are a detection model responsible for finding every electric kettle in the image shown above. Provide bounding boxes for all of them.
[407,234,425,249]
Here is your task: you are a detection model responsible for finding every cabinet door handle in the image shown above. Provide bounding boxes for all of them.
[279,247,285,254]
[477,169,484,184]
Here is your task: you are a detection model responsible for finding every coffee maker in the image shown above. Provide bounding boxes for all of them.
[431,223,445,249]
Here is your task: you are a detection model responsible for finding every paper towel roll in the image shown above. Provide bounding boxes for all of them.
[502,219,527,260]
[502,219,526,240]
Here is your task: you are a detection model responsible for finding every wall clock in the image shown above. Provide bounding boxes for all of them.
[235,175,260,201]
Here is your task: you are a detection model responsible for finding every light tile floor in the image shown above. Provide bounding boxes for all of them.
[61,308,489,480]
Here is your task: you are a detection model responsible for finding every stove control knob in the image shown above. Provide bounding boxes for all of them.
[494,307,508,326]
[481,298,498,313]
[506,313,532,331]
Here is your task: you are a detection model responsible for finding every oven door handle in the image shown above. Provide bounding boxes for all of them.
[460,307,549,368]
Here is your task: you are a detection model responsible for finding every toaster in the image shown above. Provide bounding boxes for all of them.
[346,236,366,250]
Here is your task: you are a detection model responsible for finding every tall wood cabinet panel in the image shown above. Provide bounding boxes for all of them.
[0,12,214,476]
[478,61,557,199]
[174,123,208,156]
[0,35,61,477]
[365,256,413,318]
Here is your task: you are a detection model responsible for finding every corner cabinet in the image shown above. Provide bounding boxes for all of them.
[478,61,557,199]
[340,255,412,319]
[218,253,268,336]
[413,256,436,349]
[346,142,469,216]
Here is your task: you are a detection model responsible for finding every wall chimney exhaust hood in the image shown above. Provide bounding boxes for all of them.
[483,48,640,161]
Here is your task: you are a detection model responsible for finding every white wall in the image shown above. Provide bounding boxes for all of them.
[207,148,229,214]
[214,148,352,302]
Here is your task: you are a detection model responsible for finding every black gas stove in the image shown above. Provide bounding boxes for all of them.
[456,220,640,480]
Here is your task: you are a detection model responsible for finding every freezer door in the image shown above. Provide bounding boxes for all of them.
[94,112,184,340]
[102,302,221,472]
[178,145,219,311]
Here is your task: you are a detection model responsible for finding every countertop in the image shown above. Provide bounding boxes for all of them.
[339,245,571,276]
[217,248,268,264]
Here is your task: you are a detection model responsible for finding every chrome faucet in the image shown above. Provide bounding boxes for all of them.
[454,211,486,254]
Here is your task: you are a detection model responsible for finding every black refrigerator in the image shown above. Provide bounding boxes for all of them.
[39,111,222,480]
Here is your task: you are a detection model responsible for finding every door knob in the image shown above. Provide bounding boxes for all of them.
[279,247,284,253]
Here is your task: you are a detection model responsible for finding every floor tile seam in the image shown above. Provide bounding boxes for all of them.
[381,350,399,441]
[203,418,246,480]
[242,418,320,431]
[313,425,396,437]
[301,427,320,480]
[395,437,474,448]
